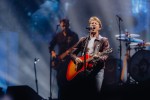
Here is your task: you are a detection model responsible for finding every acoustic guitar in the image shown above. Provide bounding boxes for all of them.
[66,48,113,81]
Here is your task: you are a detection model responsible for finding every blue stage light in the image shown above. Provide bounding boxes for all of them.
[132,0,148,14]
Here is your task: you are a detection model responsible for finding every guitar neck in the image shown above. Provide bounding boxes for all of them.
[59,52,68,60]
[59,47,73,60]
[86,50,109,63]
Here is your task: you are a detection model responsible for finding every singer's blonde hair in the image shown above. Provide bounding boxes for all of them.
[89,16,102,28]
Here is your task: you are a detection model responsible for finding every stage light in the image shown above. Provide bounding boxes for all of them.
[132,0,148,14]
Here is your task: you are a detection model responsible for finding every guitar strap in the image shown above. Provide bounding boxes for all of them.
[94,38,104,54]
[93,38,106,69]
[94,41,99,54]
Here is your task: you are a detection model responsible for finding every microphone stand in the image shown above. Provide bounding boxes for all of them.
[116,16,123,84]
[49,56,52,100]
[49,25,59,100]
[82,30,90,76]
[125,37,135,84]
[34,58,40,94]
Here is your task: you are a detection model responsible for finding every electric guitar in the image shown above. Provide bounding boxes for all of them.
[51,46,75,70]
[66,48,113,81]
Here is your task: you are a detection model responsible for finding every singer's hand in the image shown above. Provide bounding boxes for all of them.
[93,54,99,59]
[99,55,108,61]
[75,57,82,64]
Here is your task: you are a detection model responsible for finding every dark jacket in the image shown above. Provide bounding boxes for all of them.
[49,29,79,55]
[71,35,110,60]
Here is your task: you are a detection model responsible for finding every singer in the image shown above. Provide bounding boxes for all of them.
[69,16,110,100]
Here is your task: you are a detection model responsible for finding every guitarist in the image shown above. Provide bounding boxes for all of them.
[49,19,79,100]
[70,16,110,100]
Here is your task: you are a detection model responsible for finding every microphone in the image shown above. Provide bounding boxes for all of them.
[86,26,95,30]
[116,15,123,21]
[34,58,40,64]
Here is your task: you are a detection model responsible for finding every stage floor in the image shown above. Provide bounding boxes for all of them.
[99,81,150,100]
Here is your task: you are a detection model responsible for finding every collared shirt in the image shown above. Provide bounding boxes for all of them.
[87,35,104,55]
[87,37,96,55]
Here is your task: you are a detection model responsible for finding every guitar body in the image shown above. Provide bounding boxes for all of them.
[51,47,75,70]
[66,54,93,81]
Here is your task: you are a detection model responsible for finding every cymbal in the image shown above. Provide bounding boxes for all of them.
[115,34,140,38]
[130,42,150,46]
[117,37,143,43]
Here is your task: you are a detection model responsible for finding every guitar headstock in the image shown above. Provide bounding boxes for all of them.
[102,48,113,55]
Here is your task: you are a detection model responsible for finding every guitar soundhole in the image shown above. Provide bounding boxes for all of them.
[76,62,94,72]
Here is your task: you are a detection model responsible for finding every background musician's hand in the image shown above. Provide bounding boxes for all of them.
[51,50,56,58]
[65,50,70,55]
